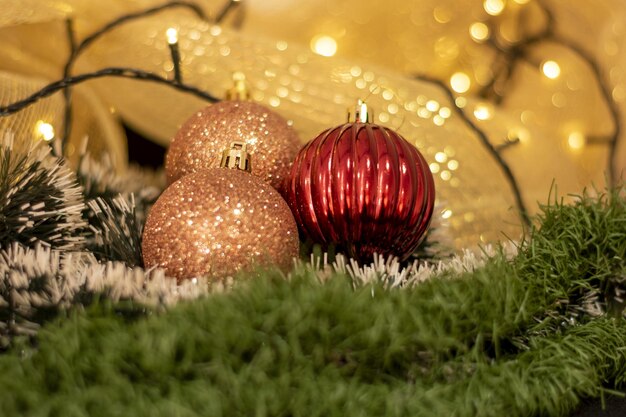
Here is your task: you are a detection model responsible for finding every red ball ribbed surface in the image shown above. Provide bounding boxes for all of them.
[284,122,435,262]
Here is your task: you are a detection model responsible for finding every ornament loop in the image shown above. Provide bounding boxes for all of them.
[225,71,251,101]
[347,99,372,123]
[220,141,252,172]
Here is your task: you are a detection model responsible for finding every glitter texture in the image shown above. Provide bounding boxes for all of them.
[142,168,300,282]
[165,101,302,191]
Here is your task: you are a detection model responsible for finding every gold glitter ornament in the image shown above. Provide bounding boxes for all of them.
[142,165,300,282]
[165,100,302,191]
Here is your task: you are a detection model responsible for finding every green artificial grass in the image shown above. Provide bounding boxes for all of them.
[0,189,625,416]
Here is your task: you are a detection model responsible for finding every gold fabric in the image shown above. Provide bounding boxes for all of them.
[1,0,624,249]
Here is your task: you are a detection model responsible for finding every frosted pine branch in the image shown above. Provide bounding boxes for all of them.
[297,243,518,288]
[0,132,87,251]
[87,195,144,266]
[77,146,163,219]
[0,243,210,346]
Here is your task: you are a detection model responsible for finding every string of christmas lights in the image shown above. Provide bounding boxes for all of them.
[478,0,622,186]
[0,67,219,117]
[415,74,531,228]
[0,0,621,232]
[60,1,232,152]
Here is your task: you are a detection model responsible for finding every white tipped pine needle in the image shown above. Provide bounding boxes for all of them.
[295,242,518,289]
[0,131,87,251]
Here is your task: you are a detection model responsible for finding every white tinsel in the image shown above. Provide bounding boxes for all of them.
[0,243,211,341]
[0,237,517,343]
[297,243,518,288]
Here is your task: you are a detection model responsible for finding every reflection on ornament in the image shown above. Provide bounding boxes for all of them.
[142,167,299,282]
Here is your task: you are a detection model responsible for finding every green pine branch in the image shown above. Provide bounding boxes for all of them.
[0,133,87,251]
[0,184,624,415]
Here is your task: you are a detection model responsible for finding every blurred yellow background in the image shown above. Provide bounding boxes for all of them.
[0,0,624,249]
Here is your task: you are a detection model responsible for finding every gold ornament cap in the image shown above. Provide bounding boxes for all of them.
[220,141,252,172]
[225,71,251,101]
[347,99,372,123]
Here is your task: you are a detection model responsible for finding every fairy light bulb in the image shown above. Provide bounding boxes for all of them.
[166,27,182,83]
[473,103,493,120]
[450,72,471,93]
[568,131,585,150]
[311,35,337,57]
[469,22,490,42]
[35,120,55,141]
[426,100,440,112]
[542,61,561,79]
[484,0,505,16]
[166,27,178,44]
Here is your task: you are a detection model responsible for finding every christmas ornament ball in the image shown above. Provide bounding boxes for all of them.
[165,101,302,191]
[142,168,300,281]
[284,116,435,262]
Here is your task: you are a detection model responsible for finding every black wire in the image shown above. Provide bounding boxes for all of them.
[60,1,210,145]
[0,67,219,116]
[63,1,209,89]
[63,18,77,153]
[415,74,532,230]
[479,0,621,187]
[214,0,241,24]
[547,33,622,187]
[68,1,207,67]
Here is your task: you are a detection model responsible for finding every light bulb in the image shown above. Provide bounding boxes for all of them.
[311,35,337,57]
[166,27,178,44]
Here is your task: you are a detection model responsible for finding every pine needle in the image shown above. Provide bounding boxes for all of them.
[0,132,87,250]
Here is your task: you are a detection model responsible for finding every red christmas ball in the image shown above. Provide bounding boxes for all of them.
[283,116,435,262]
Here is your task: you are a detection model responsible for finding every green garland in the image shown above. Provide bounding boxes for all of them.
[0,189,624,416]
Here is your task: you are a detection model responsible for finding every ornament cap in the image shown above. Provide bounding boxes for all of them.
[347,99,372,123]
[220,141,252,172]
[225,71,251,101]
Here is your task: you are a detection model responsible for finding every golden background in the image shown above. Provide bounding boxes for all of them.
[0,0,624,249]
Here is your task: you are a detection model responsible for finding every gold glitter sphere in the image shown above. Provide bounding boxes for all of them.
[165,101,302,191]
[142,167,300,282]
